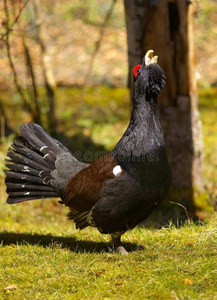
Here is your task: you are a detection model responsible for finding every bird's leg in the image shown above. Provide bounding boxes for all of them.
[111,234,128,255]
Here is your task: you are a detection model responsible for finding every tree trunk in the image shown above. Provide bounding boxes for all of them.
[124,0,207,217]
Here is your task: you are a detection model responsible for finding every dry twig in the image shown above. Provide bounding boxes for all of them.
[2,0,33,114]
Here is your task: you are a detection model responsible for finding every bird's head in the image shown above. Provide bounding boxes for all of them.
[133,50,166,98]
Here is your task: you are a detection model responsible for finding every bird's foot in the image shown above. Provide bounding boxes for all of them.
[116,246,128,255]
[111,233,128,255]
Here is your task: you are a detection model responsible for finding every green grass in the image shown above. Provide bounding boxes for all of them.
[0,216,217,299]
[0,86,217,299]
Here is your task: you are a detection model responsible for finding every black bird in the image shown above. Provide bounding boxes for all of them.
[5,50,171,254]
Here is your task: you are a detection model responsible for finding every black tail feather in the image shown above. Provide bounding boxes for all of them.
[5,162,43,177]
[6,193,59,204]
[6,148,50,171]
[5,171,45,184]
[6,182,55,192]
[20,123,69,156]
[7,191,58,198]
[12,140,52,168]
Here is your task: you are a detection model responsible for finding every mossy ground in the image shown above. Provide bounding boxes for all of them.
[0,86,217,299]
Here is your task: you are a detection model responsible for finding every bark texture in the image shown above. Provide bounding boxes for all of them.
[124,0,204,212]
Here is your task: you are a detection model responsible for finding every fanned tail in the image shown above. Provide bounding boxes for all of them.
[5,122,70,204]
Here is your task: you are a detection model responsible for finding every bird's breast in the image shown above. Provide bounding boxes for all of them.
[117,146,171,188]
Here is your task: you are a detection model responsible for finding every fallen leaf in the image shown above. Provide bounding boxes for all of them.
[183,278,193,285]
[95,269,106,277]
[136,268,148,272]
[4,284,17,291]
[187,242,193,246]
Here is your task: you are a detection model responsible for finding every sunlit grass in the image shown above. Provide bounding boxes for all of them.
[0,217,216,299]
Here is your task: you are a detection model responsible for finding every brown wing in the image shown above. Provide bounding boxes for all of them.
[64,154,118,226]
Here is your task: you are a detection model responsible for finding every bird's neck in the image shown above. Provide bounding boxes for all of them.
[113,94,164,158]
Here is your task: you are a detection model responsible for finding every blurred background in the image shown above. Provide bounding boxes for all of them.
[0,0,216,225]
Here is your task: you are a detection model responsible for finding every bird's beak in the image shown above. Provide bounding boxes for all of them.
[144,50,158,67]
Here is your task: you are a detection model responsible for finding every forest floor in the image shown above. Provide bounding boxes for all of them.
[0,86,216,299]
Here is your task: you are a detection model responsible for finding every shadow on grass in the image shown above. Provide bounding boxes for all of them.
[0,231,143,254]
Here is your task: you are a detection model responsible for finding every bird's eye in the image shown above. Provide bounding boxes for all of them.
[133,65,142,78]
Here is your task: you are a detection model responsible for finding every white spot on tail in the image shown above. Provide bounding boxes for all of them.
[40,145,48,152]
[43,154,50,159]
[22,185,25,188]
[43,177,50,185]
[113,165,122,177]
[25,192,30,195]
[23,166,30,172]
[39,170,43,177]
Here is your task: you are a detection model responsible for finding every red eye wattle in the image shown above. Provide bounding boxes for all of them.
[133,65,142,78]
